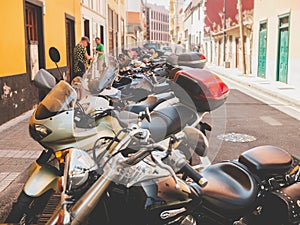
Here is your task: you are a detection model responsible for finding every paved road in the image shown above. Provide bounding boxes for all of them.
[1,87,300,223]
[204,88,300,164]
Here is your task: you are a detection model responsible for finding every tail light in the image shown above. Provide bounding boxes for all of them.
[200,54,206,60]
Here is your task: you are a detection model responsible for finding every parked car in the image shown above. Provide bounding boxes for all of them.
[166,52,207,69]
[177,52,207,68]
[143,42,160,51]
[162,46,172,56]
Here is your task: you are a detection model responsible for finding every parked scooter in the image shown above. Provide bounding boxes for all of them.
[45,111,300,225]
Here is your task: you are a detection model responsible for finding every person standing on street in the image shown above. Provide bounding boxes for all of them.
[72,36,93,81]
[95,37,104,58]
[94,37,105,73]
[175,41,184,55]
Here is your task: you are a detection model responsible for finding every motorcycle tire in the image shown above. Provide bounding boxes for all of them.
[5,190,53,225]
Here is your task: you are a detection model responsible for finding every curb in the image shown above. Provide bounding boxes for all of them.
[0,110,34,133]
[207,65,300,109]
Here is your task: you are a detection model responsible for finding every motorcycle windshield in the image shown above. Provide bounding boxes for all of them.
[35,81,77,120]
[81,55,119,95]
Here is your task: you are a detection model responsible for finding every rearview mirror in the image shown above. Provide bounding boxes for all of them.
[34,69,56,90]
[49,47,61,63]
[182,126,209,157]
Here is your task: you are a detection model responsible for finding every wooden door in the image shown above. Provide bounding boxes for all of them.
[258,22,267,78]
[277,15,290,83]
[65,16,75,81]
[25,2,45,75]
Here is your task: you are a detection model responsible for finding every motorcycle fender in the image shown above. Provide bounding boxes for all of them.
[24,162,59,197]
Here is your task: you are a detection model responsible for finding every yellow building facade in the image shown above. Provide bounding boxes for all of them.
[0,0,81,125]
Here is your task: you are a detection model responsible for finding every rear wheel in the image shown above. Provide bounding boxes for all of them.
[5,190,53,225]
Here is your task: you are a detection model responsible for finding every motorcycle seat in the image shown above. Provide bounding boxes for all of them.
[238,145,293,179]
[141,103,197,141]
[201,162,258,215]
[125,92,175,114]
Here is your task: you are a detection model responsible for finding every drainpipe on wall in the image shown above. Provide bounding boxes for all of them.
[223,0,226,67]
[238,0,246,74]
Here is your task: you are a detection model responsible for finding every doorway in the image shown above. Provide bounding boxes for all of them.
[84,19,90,55]
[277,14,290,83]
[235,37,240,69]
[25,1,45,78]
[100,25,104,46]
[65,15,75,81]
[257,21,267,78]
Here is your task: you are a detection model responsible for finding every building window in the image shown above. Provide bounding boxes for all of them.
[121,18,124,47]
[83,0,89,7]
[108,8,113,52]
[25,3,38,41]
[108,8,113,29]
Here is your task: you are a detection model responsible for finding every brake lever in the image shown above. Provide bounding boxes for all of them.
[295,167,300,181]
[151,152,180,189]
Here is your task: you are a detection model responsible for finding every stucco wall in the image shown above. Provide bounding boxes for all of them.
[252,0,300,86]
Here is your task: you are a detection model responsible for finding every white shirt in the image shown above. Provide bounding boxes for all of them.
[175,44,183,55]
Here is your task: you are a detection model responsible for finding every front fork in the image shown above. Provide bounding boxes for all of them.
[47,174,111,225]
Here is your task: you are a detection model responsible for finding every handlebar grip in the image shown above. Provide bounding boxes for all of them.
[181,162,208,187]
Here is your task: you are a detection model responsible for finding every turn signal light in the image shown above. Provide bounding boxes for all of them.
[57,176,63,193]
[55,149,69,163]
[57,209,65,225]
[55,151,65,163]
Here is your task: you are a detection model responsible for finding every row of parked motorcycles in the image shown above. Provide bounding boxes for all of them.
[5,47,300,225]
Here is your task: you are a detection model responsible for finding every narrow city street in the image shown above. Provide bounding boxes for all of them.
[1,0,300,224]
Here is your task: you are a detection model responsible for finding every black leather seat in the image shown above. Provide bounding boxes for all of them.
[238,145,293,179]
[126,92,175,114]
[201,162,258,215]
[141,103,197,141]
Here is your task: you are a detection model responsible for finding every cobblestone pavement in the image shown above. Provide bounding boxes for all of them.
[0,112,41,222]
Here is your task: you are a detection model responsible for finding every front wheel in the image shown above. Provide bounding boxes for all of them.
[5,190,53,225]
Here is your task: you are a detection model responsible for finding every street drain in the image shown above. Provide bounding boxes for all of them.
[217,133,256,143]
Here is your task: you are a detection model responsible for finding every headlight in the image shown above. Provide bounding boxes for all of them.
[29,124,52,141]
[68,149,98,190]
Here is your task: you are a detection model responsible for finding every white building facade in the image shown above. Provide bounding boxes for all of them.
[145,3,170,45]
[183,0,205,52]
[81,0,107,54]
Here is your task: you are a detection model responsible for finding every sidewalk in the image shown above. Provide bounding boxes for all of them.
[206,64,300,119]
[0,110,41,222]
